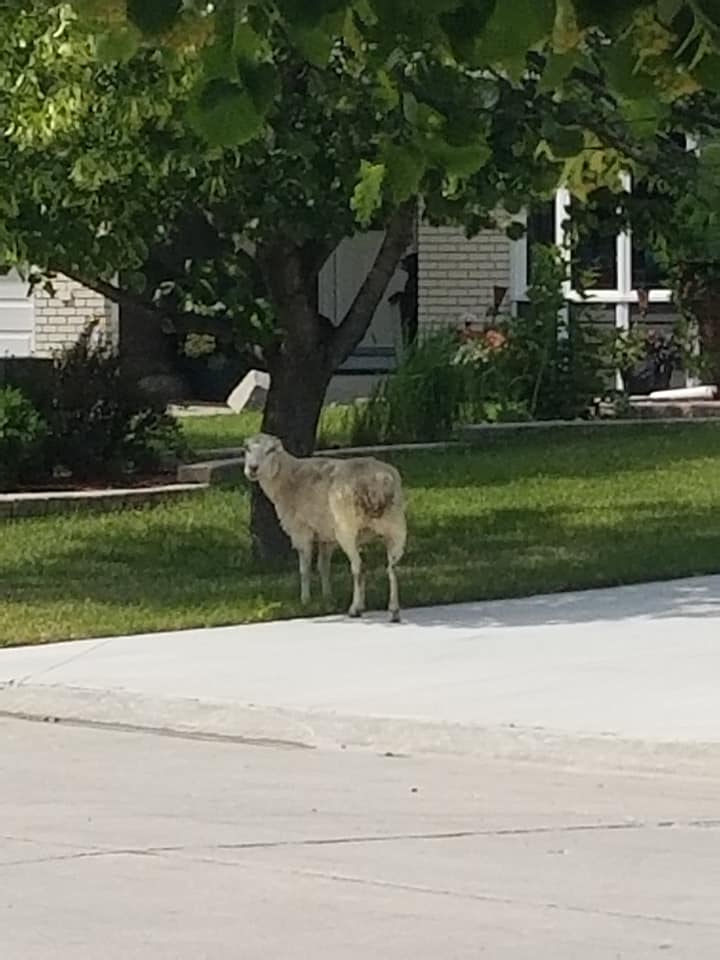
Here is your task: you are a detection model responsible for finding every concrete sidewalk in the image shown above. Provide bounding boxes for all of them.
[2,574,720,762]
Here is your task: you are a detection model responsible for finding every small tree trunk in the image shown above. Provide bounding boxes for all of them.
[249,346,331,567]
[678,261,720,386]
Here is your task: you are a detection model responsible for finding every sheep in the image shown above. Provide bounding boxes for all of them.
[244,433,407,622]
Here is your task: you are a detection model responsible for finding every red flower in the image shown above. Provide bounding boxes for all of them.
[483,328,507,351]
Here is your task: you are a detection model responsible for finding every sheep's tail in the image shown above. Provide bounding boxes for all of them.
[355,471,398,519]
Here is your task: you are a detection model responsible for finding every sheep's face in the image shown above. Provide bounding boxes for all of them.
[244,433,283,482]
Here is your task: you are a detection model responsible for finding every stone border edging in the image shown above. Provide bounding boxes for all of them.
[460,417,720,440]
[179,415,720,486]
[0,482,209,520]
[178,441,461,485]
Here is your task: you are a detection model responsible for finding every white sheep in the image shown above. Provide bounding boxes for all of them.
[244,433,407,622]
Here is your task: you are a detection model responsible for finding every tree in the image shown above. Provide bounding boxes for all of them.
[1,1,720,560]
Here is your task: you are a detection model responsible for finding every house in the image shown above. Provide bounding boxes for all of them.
[0,271,118,359]
[0,187,683,396]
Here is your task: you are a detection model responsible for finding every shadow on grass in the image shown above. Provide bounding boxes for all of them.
[395,499,720,628]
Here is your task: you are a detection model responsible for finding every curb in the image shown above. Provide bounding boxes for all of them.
[2,682,719,773]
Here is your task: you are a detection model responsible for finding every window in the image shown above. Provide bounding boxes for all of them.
[511,180,674,336]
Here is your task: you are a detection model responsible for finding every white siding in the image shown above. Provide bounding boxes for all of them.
[0,270,34,357]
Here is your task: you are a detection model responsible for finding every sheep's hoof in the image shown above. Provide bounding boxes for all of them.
[389,610,401,624]
[348,608,363,619]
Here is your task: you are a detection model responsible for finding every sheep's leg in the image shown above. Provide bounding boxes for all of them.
[387,554,401,623]
[385,524,406,624]
[298,543,313,605]
[317,542,334,602]
[335,530,364,618]
[348,553,365,618]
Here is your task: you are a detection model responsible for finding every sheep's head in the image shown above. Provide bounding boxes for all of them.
[244,433,284,482]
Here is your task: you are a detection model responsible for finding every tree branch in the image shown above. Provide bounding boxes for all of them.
[57,266,246,339]
[59,267,157,319]
[328,199,416,368]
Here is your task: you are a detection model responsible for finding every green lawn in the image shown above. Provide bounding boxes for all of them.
[180,405,354,453]
[3,423,720,647]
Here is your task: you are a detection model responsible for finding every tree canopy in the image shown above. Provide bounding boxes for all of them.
[3,2,719,335]
[4,1,720,556]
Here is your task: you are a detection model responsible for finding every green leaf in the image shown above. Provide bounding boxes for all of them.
[621,97,669,138]
[127,0,182,36]
[538,51,580,92]
[382,142,426,201]
[552,0,582,52]
[402,92,419,124]
[476,0,555,62]
[95,27,140,64]
[426,137,491,177]
[242,62,281,115]
[504,195,524,215]
[573,0,644,31]
[693,53,720,94]
[601,38,657,99]
[279,0,348,27]
[350,160,386,226]
[127,270,147,294]
[657,0,683,24]
[233,21,264,62]
[291,25,335,67]
[506,221,526,241]
[439,1,496,61]
[202,40,238,82]
[695,0,720,30]
[376,70,400,109]
[548,125,586,158]
[188,79,265,147]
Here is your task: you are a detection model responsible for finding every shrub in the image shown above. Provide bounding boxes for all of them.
[349,245,610,445]
[350,330,466,444]
[457,246,610,422]
[47,322,186,481]
[0,387,48,491]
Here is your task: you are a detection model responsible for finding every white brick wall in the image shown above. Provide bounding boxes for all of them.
[34,277,114,357]
[418,224,511,329]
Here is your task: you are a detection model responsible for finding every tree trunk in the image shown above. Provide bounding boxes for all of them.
[249,203,415,566]
[678,261,720,386]
[249,346,332,567]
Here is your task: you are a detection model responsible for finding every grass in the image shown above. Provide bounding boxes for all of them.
[180,405,355,453]
[3,422,720,647]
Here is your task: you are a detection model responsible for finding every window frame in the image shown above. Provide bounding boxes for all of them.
[510,175,673,337]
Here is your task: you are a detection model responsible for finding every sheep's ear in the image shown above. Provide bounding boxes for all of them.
[266,453,281,479]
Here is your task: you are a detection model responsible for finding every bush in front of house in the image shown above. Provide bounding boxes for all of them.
[349,245,610,445]
[0,386,49,492]
[349,329,465,445]
[46,322,187,481]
